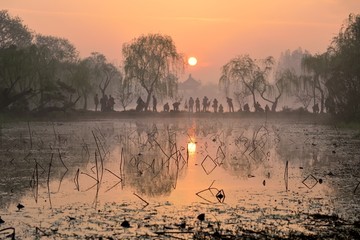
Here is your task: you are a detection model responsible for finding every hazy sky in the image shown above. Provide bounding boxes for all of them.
[2,0,360,83]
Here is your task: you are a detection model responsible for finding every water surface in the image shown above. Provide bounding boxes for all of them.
[1,117,359,238]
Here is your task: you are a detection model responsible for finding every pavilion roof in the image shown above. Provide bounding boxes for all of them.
[179,74,201,89]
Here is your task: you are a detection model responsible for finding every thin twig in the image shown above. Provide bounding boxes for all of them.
[74,168,80,191]
[80,172,99,183]
[47,153,53,209]
[105,168,122,180]
[105,181,122,192]
[34,161,39,203]
[27,121,32,149]
[35,227,49,237]
[55,169,68,193]
[354,181,360,194]
[58,149,68,171]
[133,192,149,208]
[92,131,104,182]
[284,161,289,191]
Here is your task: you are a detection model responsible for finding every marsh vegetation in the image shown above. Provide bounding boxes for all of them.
[1,117,360,239]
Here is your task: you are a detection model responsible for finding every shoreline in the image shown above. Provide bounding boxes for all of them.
[0,109,334,124]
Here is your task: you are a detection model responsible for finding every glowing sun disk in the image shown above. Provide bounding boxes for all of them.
[188,57,197,66]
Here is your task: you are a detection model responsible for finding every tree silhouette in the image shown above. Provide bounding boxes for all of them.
[301,53,329,113]
[85,52,120,98]
[0,10,32,49]
[326,14,360,119]
[220,55,274,109]
[122,33,184,110]
[258,69,297,112]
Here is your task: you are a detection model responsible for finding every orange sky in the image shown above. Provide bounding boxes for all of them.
[2,0,360,83]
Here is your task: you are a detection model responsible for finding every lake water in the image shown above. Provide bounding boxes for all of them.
[1,116,360,238]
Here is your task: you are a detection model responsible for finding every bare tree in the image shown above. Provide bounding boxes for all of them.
[258,69,297,112]
[117,74,136,111]
[86,52,119,97]
[219,55,274,108]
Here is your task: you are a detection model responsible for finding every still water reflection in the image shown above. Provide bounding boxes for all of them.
[1,117,360,237]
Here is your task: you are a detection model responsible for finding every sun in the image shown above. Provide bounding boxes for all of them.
[188,56,197,66]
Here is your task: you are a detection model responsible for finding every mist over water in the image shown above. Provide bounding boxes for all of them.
[1,117,360,238]
[1,6,360,239]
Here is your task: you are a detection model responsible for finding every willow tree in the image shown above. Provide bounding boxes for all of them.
[85,52,119,98]
[0,10,32,49]
[0,10,33,111]
[258,69,297,112]
[33,34,79,109]
[122,33,184,110]
[326,14,360,119]
[70,59,93,110]
[0,45,36,111]
[117,76,137,111]
[301,53,329,113]
[219,55,274,110]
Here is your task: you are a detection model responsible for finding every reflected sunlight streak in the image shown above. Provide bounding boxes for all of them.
[187,142,196,155]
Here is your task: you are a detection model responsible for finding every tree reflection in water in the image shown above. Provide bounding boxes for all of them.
[120,121,188,197]
[116,120,287,198]
[1,119,359,215]
[1,119,360,238]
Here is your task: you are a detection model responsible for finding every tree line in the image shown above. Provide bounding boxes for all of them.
[0,10,183,113]
[1,10,359,120]
[0,10,123,112]
[220,14,360,120]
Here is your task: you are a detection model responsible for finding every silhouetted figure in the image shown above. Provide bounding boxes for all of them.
[255,101,259,112]
[265,104,270,113]
[104,95,109,111]
[218,104,224,113]
[202,96,209,112]
[312,103,319,114]
[206,100,211,110]
[195,97,200,112]
[100,95,104,112]
[255,101,264,112]
[243,103,250,112]
[108,95,115,111]
[325,97,335,114]
[212,98,218,113]
[136,97,145,112]
[100,94,108,112]
[226,97,234,112]
[163,102,169,112]
[189,97,194,112]
[94,93,99,111]
[152,95,157,112]
[173,102,180,111]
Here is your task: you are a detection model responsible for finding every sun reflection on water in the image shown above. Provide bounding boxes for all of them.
[2,119,358,239]
[187,141,196,155]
